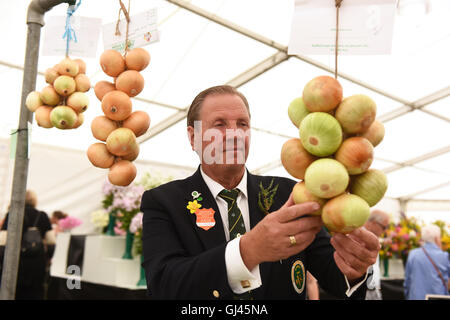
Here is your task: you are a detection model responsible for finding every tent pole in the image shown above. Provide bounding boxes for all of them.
[0,0,73,300]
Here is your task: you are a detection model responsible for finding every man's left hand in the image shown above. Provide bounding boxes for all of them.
[330,227,380,283]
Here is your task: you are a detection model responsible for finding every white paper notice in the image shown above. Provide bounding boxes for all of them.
[42,16,102,57]
[102,8,160,54]
[288,0,397,55]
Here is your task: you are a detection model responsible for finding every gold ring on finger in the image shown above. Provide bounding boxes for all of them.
[289,235,296,246]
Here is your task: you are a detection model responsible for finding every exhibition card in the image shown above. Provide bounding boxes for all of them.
[42,16,102,57]
[102,8,160,53]
[288,0,397,55]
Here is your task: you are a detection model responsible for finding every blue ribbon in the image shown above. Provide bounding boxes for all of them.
[62,0,82,55]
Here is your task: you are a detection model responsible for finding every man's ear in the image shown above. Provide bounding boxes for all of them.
[187,126,195,151]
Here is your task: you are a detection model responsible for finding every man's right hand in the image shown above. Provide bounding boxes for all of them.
[239,193,323,271]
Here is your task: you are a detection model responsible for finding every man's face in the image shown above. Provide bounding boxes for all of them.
[367,219,389,237]
[188,93,251,167]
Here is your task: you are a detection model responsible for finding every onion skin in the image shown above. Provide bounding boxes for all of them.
[281,138,316,180]
[335,137,374,175]
[292,181,327,216]
[122,111,150,137]
[108,160,137,186]
[100,49,125,77]
[335,94,376,134]
[359,120,385,147]
[87,143,115,169]
[299,112,343,157]
[321,193,370,234]
[350,169,388,207]
[106,128,137,156]
[305,158,349,199]
[101,91,132,121]
[91,115,119,142]
[302,76,343,112]
[288,97,310,128]
[125,47,150,71]
[94,81,115,101]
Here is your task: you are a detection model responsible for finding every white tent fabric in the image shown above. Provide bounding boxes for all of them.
[0,137,195,233]
[0,0,449,226]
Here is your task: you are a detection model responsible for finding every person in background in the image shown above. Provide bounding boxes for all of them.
[50,210,68,235]
[363,209,390,300]
[0,190,55,299]
[404,224,450,300]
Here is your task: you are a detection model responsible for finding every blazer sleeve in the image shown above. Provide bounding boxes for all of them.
[140,189,235,299]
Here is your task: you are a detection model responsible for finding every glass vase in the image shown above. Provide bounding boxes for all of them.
[122,230,134,259]
[382,258,389,278]
[106,214,116,236]
[137,255,147,287]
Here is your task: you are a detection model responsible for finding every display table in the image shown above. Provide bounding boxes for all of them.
[49,232,148,299]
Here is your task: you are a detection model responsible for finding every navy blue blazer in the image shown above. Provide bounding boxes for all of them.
[140,167,366,300]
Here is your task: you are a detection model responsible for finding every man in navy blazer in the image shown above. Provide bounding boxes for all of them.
[140,85,379,300]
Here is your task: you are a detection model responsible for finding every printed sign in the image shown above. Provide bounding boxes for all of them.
[102,8,160,54]
[42,16,102,57]
[288,0,397,55]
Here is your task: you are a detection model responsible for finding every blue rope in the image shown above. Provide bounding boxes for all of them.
[62,0,82,56]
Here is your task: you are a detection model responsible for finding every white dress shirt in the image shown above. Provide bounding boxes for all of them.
[200,166,367,296]
[200,167,261,294]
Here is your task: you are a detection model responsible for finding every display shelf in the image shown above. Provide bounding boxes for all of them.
[50,233,146,290]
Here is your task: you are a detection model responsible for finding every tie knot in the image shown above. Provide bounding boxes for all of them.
[218,188,239,203]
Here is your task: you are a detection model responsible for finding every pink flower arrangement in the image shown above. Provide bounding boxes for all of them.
[58,216,82,232]
[129,212,143,234]
[114,221,126,236]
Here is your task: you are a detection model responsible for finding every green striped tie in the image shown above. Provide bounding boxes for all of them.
[218,189,246,240]
[219,188,253,300]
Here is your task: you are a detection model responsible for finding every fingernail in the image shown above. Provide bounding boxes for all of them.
[312,202,320,210]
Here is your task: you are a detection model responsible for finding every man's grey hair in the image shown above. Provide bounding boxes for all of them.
[421,225,441,243]
[368,210,389,225]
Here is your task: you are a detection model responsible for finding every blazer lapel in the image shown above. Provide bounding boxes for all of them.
[186,167,226,251]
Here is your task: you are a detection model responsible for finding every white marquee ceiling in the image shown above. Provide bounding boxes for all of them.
[0,0,449,222]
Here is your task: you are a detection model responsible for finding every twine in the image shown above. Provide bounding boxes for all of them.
[115,0,131,55]
[334,0,343,79]
[62,0,82,57]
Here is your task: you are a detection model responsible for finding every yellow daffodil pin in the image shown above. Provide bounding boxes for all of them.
[187,200,202,214]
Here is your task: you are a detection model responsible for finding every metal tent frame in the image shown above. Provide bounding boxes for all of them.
[154,0,450,207]
[1,0,448,300]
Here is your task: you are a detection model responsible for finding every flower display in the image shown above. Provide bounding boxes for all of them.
[97,171,172,256]
[130,212,143,255]
[379,216,450,260]
[58,216,82,232]
[130,212,143,234]
[101,179,145,234]
[90,209,109,229]
[379,216,421,261]
[433,220,450,254]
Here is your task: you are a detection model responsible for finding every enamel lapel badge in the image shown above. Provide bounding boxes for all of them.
[187,190,216,231]
[194,208,216,231]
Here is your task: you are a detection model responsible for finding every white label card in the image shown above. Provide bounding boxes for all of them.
[42,16,102,57]
[288,0,397,55]
[102,8,160,53]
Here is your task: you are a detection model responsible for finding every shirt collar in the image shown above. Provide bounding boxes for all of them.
[424,242,440,251]
[200,166,248,200]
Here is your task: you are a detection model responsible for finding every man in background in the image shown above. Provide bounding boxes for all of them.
[404,224,450,299]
